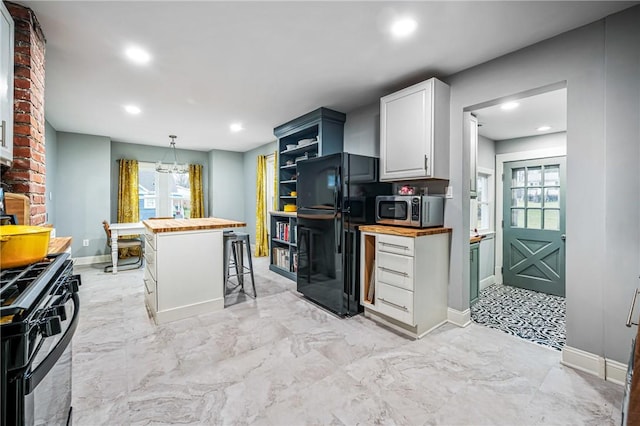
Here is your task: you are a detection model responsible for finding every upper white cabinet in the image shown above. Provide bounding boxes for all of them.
[380,78,450,181]
[465,112,479,198]
[0,1,14,167]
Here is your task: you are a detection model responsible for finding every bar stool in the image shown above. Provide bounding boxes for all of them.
[223,231,257,298]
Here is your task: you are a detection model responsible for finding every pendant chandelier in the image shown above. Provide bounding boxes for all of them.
[156,135,188,174]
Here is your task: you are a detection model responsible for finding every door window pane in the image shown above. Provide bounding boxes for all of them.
[512,168,525,187]
[511,188,525,208]
[544,188,560,208]
[478,204,490,230]
[544,165,560,186]
[527,167,542,187]
[527,209,542,229]
[511,209,525,228]
[527,188,542,208]
[544,209,560,230]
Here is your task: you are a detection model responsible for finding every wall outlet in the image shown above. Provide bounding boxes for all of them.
[445,185,453,199]
[82,239,89,247]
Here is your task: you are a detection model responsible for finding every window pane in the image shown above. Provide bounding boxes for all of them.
[527,188,542,208]
[512,168,525,187]
[478,203,490,230]
[527,209,542,229]
[511,209,525,228]
[527,167,542,187]
[544,209,560,230]
[139,164,158,219]
[477,175,488,202]
[511,188,525,208]
[170,173,191,218]
[544,165,560,186]
[544,187,560,208]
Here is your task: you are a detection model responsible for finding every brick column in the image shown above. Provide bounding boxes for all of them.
[2,2,46,225]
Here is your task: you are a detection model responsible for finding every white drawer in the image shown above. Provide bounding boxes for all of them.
[144,281,157,314]
[377,251,414,291]
[144,248,156,280]
[376,282,414,326]
[143,267,156,293]
[377,234,414,257]
[145,231,156,250]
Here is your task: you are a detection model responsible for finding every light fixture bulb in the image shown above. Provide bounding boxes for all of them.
[230,122,243,132]
[390,18,417,38]
[500,102,519,111]
[537,125,552,132]
[125,46,151,64]
[124,105,141,115]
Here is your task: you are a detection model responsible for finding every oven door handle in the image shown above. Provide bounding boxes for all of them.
[25,291,80,394]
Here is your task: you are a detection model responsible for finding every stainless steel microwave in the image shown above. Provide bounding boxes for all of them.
[375,195,444,228]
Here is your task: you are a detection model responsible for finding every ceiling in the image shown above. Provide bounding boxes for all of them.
[18,1,636,152]
[473,88,567,141]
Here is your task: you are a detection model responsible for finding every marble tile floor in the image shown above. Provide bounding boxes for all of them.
[72,257,623,425]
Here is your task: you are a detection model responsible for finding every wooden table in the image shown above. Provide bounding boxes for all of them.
[109,222,145,274]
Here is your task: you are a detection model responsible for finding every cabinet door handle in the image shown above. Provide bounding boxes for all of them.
[143,278,154,294]
[378,297,408,312]
[378,266,408,277]
[1,120,5,147]
[380,242,409,251]
[626,288,640,327]
[424,155,429,176]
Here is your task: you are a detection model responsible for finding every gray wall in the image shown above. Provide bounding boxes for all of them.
[495,131,566,155]
[44,120,57,226]
[443,6,640,363]
[209,149,245,221]
[603,7,640,364]
[477,135,495,170]
[344,102,379,157]
[110,141,210,223]
[55,132,111,257]
[242,141,278,246]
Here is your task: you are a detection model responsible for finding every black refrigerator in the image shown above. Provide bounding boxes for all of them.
[296,152,391,316]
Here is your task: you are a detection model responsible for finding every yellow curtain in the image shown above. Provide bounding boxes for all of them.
[117,159,140,257]
[255,155,268,257]
[189,164,205,218]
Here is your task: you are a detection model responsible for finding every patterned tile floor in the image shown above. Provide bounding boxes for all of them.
[471,283,566,351]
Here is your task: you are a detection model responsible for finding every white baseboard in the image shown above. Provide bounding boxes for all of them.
[605,359,628,386]
[447,307,471,327]
[561,345,627,384]
[72,254,111,266]
[479,275,495,291]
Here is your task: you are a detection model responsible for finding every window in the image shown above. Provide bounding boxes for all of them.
[471,168,494,233]
[139,162,191,219]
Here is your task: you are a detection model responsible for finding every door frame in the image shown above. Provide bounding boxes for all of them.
[495,146,566,285]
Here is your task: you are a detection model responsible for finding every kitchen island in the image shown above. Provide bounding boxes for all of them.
[142,218,246,324]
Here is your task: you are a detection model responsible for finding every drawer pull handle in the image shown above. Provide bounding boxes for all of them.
[626,288,640,327]
[143,278,154,294]
[378,297,408,312]
[380,242,409,250]
[378,266,408,277]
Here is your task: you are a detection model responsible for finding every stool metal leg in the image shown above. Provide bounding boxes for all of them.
[244,235,257,298]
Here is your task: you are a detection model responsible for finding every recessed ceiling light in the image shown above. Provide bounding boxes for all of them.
[390,18,417,38]
[124,105,141,115]
[230,122,243,132]
[537,125,552,132]
[125,46,151,65]
[500,102,519,111]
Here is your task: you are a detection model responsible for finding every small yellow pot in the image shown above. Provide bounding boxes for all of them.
[0,225,52,269]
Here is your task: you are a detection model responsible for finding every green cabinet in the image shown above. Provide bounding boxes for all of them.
[274,107,345,212]
[470,242,480,305]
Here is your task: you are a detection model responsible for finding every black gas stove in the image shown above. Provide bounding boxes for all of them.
[1,253,80,426]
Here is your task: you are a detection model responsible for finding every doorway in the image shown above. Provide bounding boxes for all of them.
[468,85,567,351]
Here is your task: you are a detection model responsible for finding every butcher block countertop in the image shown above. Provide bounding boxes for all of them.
[359,225,452,237]
[470,235,483,244]
[48,237,72,255]
[143,218,246,233]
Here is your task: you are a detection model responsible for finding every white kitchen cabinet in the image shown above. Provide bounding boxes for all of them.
[379,77,450,181]
[144,227,224,324]
[0,2,14,167]
[465,112,479,198]
[360,227,450,339]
